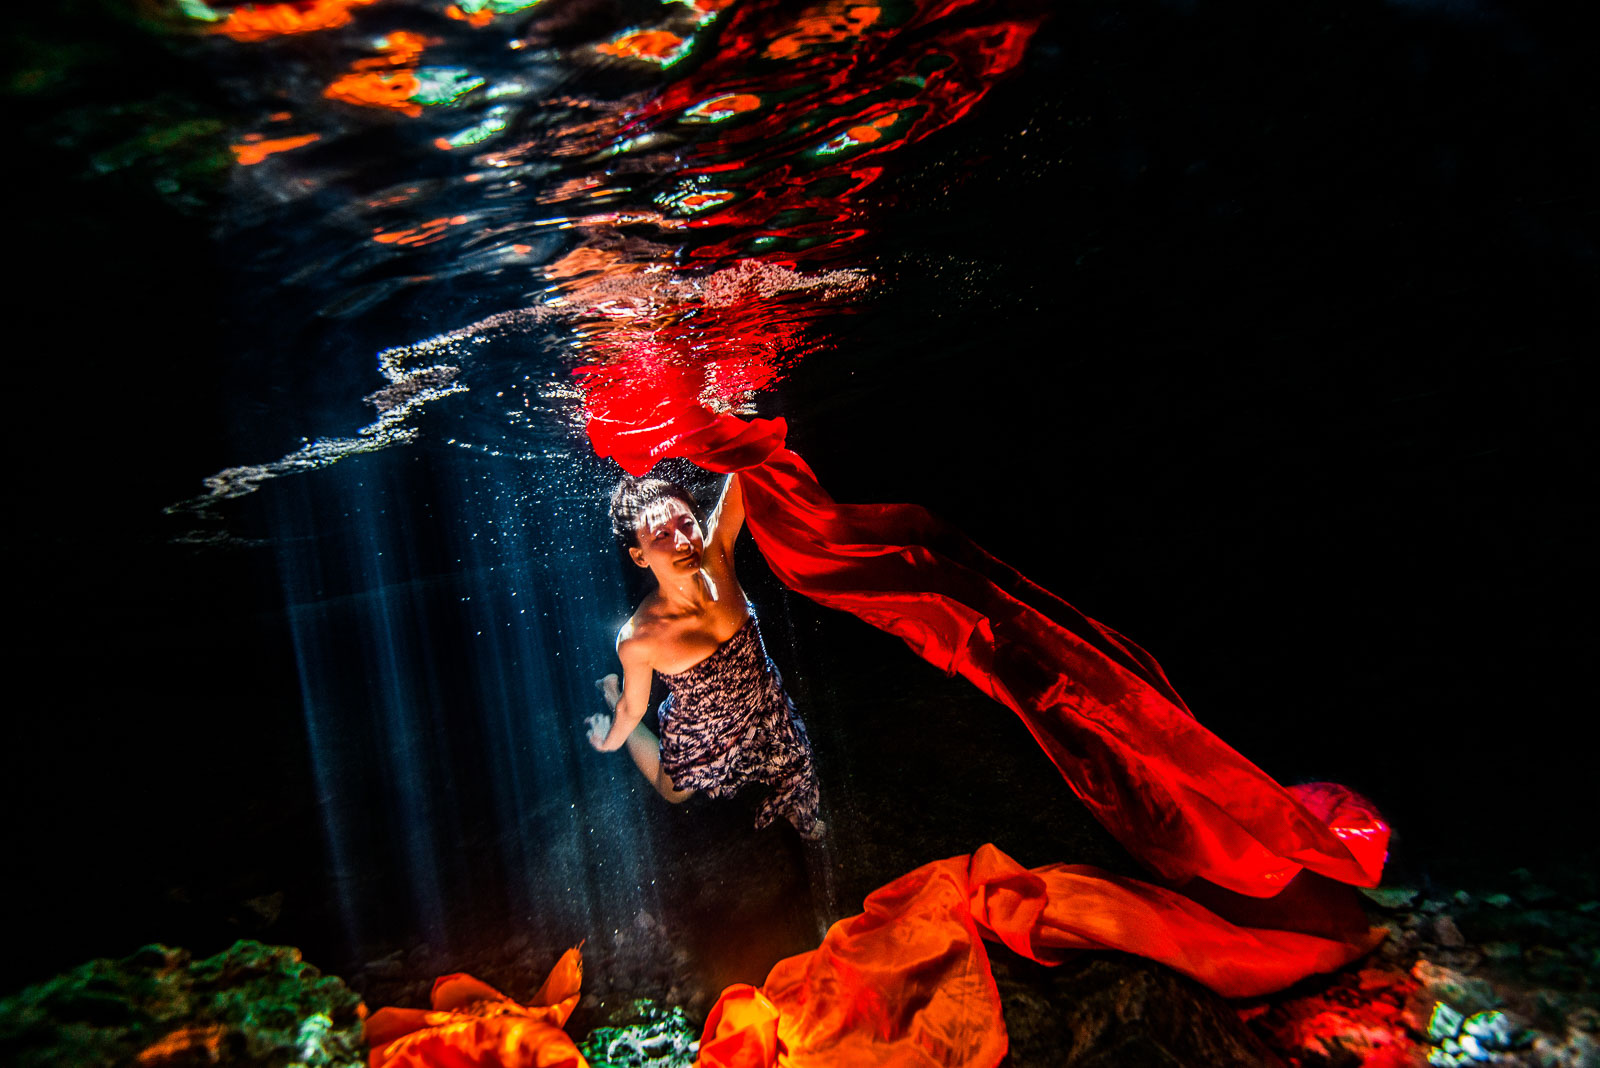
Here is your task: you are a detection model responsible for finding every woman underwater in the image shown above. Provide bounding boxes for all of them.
[586,473,824,839]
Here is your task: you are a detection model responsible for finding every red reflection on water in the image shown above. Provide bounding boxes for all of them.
[352,30,433,70]
[568,0,1040,427]
[323,30,437,115]
[597,29,688,64]
[555,253,833,404]
[762,1,883,60]
[684,92,762,122]
[231,131,321,165]
[325,70,422,115]
[372,216,471,246]
[211,0,379,42]
[615,0,1041,263]
[202,0,1041,437]
[571,310,799,459]
[444,4,495,28]
[563,255,865,457]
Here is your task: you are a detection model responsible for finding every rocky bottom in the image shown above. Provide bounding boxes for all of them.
[0,941,366,1068]
[3,863,1594,1068]
[1238,862,1598,1068]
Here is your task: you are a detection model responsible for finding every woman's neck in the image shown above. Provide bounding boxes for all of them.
[655,567,715,612]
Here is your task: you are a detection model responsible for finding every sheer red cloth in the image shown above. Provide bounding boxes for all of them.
[696,843,1384,1068]
[580,394,1392,1065]
[585,405,1388,898]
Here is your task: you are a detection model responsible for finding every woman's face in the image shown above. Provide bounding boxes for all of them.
[630,498,704,575]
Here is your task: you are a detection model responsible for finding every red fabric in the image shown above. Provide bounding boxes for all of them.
[620,0,1042,263]
[365,948,587,1068]
[584,389,1393,1063]
[695,844,1385,1067]
[586,407,1388,898]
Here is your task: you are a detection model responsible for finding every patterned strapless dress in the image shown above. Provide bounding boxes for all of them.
[656,613,822,838]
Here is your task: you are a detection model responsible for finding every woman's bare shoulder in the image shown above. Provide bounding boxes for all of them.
[617,599,667,663]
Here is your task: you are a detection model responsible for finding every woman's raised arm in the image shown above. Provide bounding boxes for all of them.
[706,473,746,556]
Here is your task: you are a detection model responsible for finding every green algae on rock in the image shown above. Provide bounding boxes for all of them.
[579,998,699,1068]
[0,940,364,1068]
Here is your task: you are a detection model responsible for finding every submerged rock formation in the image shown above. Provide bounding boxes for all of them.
[579,998,699,1068]
[1240,863,1600,1067]
[0,940,364,1068]
[994,955,1285,1067]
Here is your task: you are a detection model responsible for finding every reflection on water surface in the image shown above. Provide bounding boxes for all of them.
[161,0,1037,528]
[127,0,1048,976]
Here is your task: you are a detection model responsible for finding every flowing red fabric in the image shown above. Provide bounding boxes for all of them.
[365,948,587,1068]
[694,844,1385,1068]
[583,395,1391,1064]
[585,406,1388,898]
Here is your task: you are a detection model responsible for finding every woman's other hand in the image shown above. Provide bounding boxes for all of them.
[586,712,615,751]
[595,673,622,709]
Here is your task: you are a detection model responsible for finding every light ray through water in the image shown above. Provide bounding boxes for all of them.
[156,0,1043,965]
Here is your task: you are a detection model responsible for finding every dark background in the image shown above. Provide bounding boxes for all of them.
[787,0,1596,868]
[5,0,1595,996]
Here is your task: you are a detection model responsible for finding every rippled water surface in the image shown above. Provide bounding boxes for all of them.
[148,0,1039,527]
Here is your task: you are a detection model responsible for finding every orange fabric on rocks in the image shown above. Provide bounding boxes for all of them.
[696,844,1384,1068]
[366,948,587,1068]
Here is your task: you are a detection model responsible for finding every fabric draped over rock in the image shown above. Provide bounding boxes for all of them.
[365,949,587,1068]
[697,843,1385,1068]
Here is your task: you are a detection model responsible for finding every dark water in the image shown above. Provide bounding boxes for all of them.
[5,0,1595,1001]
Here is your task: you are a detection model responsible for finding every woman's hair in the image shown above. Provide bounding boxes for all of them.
[609,477,698,550]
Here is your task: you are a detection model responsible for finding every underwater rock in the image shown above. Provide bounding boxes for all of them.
[578,998,699,1068]
[1375,921,1423,963]
[0,940,364,1068]
[1508,872,1561,907]
[1245,865,1600,1068]
[1531,1027,1599,1068]
[243,892,285,926]
[1522,947,1584,989]
[1409,961,1502,1021]
[1463,909,1581,946]
[1433,947,1487,972]
[992,955,1282,1067]
[1434,916,1468,947]
[1241,963,1424,1068]
[360,951,405,980]
[1424,1005,1534,1065]
[1251,858,1600,1066]
[1363,886,1422,909]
